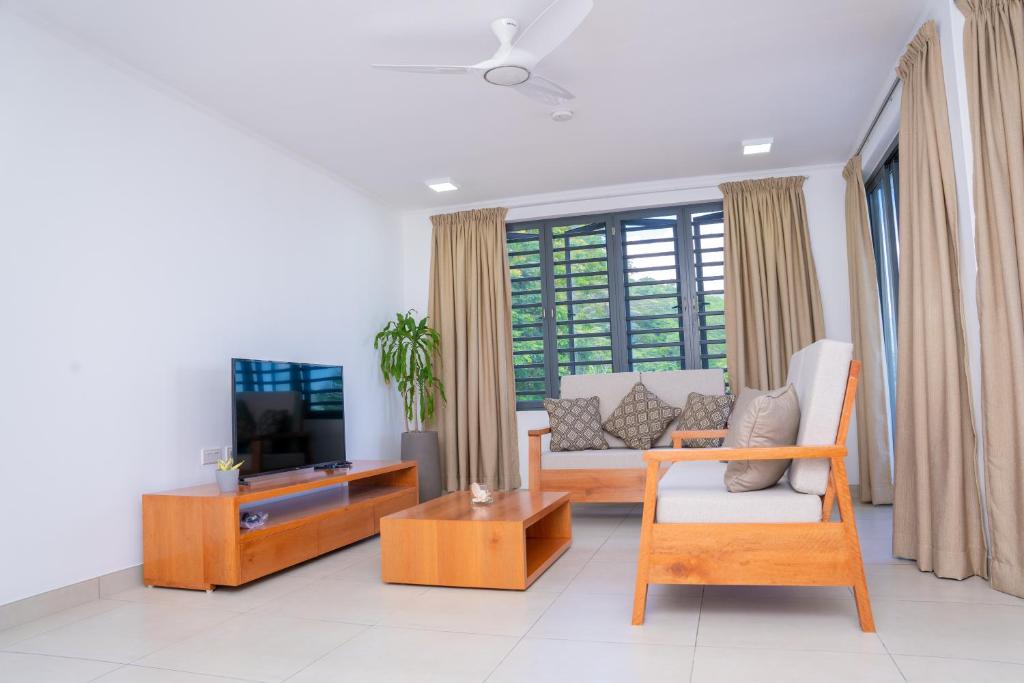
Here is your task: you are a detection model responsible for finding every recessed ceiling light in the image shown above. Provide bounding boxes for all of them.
[743,138,773,155]
[426,178,458,193]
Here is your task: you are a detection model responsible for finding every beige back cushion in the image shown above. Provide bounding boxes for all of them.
[786,340,854,495]
[639,369,726,446]
[560,372,640,448]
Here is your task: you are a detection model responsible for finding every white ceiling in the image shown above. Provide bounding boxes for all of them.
[15,0,927,208]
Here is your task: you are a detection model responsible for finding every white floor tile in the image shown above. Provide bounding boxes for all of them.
[94,665,258,682]
[289,625,516,683]
[0,652,120,683]
[108,571,315,613]
[564,561,699,598]
[894,654,1024,682]
[8,603,234,664]
[874,599,1024,663]
[0,600,125,650]
[866,564,1024,606]
[528,588,698,645]
[254,578,427,625]
[690,645,903,682]
[487,637,692,683]
[134,613,364,682]
[380,586,557,637]
[589,536,640,564]
[697,593,885,654]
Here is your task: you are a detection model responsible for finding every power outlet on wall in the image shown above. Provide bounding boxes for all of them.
[201,447,223,466]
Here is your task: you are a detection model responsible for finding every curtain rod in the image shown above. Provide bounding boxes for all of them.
[855,78,901,157]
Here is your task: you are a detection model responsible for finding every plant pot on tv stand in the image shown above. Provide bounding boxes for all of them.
[401,431,442,502]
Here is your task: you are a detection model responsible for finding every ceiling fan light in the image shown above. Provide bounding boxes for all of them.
[483,65,531,86]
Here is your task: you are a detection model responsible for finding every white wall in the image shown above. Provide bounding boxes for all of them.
[0,9,403,605]
[398,164,859,487]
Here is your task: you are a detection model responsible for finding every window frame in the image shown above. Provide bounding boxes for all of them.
[507,201,725,410]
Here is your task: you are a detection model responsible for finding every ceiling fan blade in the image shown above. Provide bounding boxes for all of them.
[514,0,593,64]
[371,64,475,75]
[513,75,575,105]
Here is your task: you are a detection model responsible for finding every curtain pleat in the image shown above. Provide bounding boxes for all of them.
[427,207,521,491]
[720,176,826,391]
[891,21,988,579]
[956,0,1024,597]
[843,156,895,505]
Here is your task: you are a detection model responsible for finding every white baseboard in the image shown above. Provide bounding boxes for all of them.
[0,564,144,631]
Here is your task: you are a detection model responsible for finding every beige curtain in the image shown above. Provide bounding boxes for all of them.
[720,176,826,391]
[956,0,1024,597]
[427,207,521,491]
[843,157,896,505]
[892,21,988,579]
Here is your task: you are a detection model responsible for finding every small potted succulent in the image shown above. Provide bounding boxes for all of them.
[215,456,244,493]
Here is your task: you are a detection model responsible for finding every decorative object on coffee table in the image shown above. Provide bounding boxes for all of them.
[374,310,446,502]
[470,482,494,505]
[381,490,571,590]
[215,456,244,493]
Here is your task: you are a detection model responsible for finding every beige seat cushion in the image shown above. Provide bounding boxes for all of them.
[560,372,640,448]
[723,385,800,492]
[639,369,726,446]
[541,448,645,470]
[657,463,822,523]
[785,340,854,495]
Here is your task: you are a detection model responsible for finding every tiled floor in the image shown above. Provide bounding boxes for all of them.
[2,502,1023,682]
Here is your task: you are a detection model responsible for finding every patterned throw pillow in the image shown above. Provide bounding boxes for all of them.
[602,382,681,450]
[543,397,610,452]
[678,393,737,447]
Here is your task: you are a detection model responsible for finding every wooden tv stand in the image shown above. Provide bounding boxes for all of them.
[142,461,418,591]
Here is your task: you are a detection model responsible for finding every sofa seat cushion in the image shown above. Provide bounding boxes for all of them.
[540,452,727,490]
[542,448,645,470]
[656,463,821,523]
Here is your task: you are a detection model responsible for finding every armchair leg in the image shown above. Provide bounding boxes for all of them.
[853,579,876,632]
[631,580,649,625]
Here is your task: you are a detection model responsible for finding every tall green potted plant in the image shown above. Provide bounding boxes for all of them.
[374,310,446,501]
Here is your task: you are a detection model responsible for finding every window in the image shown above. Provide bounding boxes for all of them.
[507,203,726,409]
[865,146,900,425]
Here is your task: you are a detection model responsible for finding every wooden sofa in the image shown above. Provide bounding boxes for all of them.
[631,340,875,631]
[528,369,724,503]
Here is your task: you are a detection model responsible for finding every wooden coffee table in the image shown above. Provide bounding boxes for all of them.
[380,490,571,590]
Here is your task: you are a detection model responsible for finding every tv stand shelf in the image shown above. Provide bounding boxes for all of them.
[143,461,418,590]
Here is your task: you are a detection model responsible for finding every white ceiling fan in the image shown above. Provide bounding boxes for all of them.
[372,0,593,106]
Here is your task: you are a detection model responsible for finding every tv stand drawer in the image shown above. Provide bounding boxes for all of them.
[240,525,318,583]
[318,506,374,553]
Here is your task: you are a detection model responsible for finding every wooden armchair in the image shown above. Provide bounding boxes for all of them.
[632,349,874,632]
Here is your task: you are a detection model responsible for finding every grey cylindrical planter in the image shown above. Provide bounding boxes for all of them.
[401,431,442,502]
[215,469,239,493]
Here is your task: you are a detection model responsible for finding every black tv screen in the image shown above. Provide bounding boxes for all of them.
[231,359,346,479]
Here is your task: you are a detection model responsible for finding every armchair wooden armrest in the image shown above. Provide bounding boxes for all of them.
[670,429,728,447]
[528,426,551,491]
[644,444,846,463]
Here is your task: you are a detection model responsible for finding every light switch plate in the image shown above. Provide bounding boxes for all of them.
[201,447,222,466]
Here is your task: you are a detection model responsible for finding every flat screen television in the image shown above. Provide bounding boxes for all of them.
[231,358,347,480]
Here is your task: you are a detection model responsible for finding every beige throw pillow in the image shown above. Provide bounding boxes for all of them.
[723,385,800,492]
